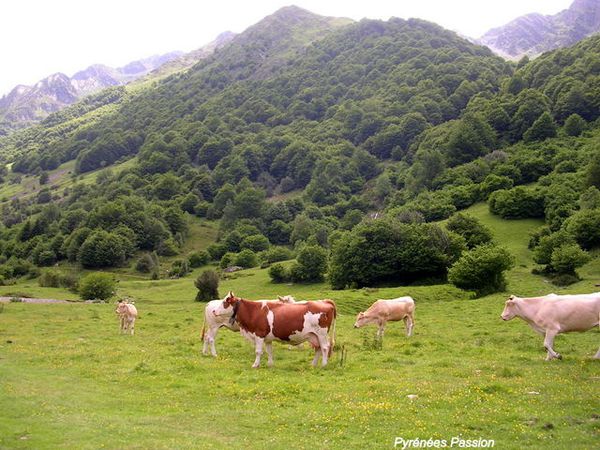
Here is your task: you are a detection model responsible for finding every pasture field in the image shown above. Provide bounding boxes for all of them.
[1,206,599,449]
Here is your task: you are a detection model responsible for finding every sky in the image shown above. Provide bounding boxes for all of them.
[0,0,574,97]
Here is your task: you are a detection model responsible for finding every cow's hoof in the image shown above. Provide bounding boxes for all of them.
[556,353,562,360]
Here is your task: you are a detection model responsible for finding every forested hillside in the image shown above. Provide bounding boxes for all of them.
[0,6,598,290]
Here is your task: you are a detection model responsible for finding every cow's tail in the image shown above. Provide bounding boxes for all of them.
[201,315,206,342]
[327,300,337,357]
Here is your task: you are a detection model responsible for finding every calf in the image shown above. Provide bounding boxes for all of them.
[215,291,336,368]
[201,295,295,356]
[115,300,138,335]
[501,293,600,360]
[354,297,415,339]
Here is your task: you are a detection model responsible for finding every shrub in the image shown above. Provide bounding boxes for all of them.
[170,259,191,278]
[135,253,156,273]
[479,174,513,199]
[563,209,600,249]
[188,250,210,268]
[240,234,270,252]
[207,243,227,261]
[289,245,328,283]
[564,113,586,137]
[549,273,580,286]
[268,263,289,283]
[235,249,258,268]
[156,238,179,256]
[488,187,545,219]
[446,213,493,249]
[194,270,219,301]
[78,230,130,268]
[448,244,514,297]
[39,270,62,287]
[550,244,591,275]
[219,252,236,269]
[533,231,576,265]
[259,246,294,264]
[329,220,465,289]
[79,273,116,301]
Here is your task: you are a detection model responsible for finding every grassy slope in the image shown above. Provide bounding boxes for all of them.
[0,204,599,449]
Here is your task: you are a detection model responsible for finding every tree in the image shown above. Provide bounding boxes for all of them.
[563,113,586,137]
[329,220,465,289]
[188,250,210,268]
[194,270,220,301]
[448,244,514,297]
[79,273,116,301]
[586,150,600,189]
[39,171,49,185]
[550,244,591,275]
[563,209,600,249]
[78,230,131,268]
[446,213,493,249]
[235,249,258,268]
[268,263,289,283]
[523,112,557,142]
[289,245,328,283]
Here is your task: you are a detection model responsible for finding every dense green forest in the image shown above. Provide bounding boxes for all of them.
[0,7,599,291]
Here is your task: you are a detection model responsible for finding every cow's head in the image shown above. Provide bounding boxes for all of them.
[501,295,518,321]
[354,311,372,328]
[219,291,241,325]
[115,299,127,315]
[278,295,296,304]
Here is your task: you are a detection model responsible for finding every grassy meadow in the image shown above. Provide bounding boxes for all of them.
[1,204,599,449]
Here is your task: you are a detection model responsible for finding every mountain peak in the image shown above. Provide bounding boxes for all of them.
[479,0,600,59]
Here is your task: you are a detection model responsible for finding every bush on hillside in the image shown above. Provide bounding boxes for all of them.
[188,250,210,268]
[194,270,219,302]
[446,213,493,249]
[550,244,591,275]
[289,245,328,283]
[79,273,116,301]
[448,244,514,297]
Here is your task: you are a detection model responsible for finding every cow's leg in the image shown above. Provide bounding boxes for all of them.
[206,327,218,357]
[404,315,414,337]
[543,329,561,360]
[311,347,322,367]
[120,316,125,333]
[265,342,274,367]
[252,338,264,368]
[317,333,330,367]
[377,321,385,340]
[130,319,135,335]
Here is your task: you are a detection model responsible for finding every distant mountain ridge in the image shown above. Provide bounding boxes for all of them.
[0,33,237,135]
[478,0,600,59]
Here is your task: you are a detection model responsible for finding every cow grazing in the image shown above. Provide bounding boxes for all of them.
[501,293,600,360]
[215,291,336,368]
[354,297,415,339]
[115,300,138,335]
[201,295,296,357]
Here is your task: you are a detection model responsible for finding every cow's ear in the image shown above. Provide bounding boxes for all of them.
[278,296,284,301]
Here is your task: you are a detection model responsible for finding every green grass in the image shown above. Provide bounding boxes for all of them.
[1,205,599,449]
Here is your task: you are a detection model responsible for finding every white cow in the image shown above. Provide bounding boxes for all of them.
[501,293,600,360]
[115,300,138,335]
[354,297,415,339]
[201,295,296,356]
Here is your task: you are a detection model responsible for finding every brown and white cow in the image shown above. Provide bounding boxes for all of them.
[215,291,336,368]
[115,300,138,335]
[501,293,600,360]
[201,295,296,356]
[354,297,415,339]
